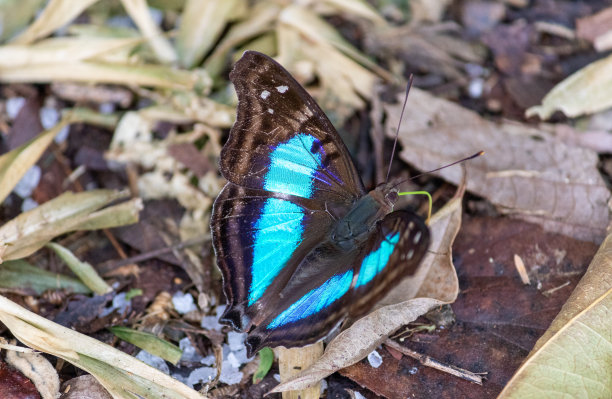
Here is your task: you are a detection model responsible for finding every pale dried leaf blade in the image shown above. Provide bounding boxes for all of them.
[120,0,177,64]
[6,349,60,399]
[526,52,612,119]
[0,190,139,261]
[11,0,101,44]
[177,0,244,68]
[0,295,205,399]
[530,228,612,353]
[497,287,612,399]
[272,195,462,393]
[386,88,611,243]
[0,117,71,204]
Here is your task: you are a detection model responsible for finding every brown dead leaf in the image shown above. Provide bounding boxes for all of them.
[0,361,40,399]
[384,88,610,243]
[271,188,463,393]
[576,7,612,51]
[498,229,612,398]
[60,375,112,399]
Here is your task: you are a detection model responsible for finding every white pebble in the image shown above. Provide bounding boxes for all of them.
[367,350,383,368]
[172,291,197,314]
[136,350,169,374]
[6,97,25,119]
[219,360,243,385]
[179,337,202,363]
[54,125,70,144]
[13,165,41,198]
[186,367,217,387]
[227,331,247,351]
[40,106,59,129]
[21,197,38,212]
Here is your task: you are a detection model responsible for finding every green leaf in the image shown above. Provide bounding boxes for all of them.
[46,243,111,295]
[253,347,274,384]
[0,259,90,295]
[109,326,182,365]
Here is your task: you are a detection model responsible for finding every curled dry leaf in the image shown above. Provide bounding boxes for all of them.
[5,347,60,399]
[0,190,142,262]
[385,88,610,243]
[271,189,463,393]
[0,295,204,399]
[526,52,612,119]
[498,230,612,398]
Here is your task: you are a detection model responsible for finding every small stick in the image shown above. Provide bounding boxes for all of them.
[384,339,486,385]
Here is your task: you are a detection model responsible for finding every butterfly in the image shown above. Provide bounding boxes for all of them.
[211,51,430,357]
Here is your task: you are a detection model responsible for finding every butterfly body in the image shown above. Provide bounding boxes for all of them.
[211,51,430,356]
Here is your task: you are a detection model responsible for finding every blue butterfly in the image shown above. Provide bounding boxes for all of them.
[211,51,430,356]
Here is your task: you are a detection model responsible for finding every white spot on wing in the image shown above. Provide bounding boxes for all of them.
[260,90,270,99]
[407,249,414,259]
[267,108,274,114]
[413,231,422,244]
[276,85,288,93]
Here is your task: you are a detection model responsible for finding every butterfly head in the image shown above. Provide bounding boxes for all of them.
[374,182,400,210]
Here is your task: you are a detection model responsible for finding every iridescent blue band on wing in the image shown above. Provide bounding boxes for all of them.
[267,270,354,329]
[249,198,304,305]
[264,133,333,198]
[355,232,400,288]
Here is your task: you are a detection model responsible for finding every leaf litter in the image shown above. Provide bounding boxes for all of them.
[0,1,611,398]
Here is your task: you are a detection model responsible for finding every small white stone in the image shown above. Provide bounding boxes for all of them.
[186,367,217,387]
[219,359,243,385]
[468,78,484,99]
[13,165,41,198]
[268,108,274,114]
[172,291,197,314]
[6,97,25,119]
[409,366,418,375]
[227,331,247,351]
[136,350,169,374]
[273,373,281,382]
[260,90,270,99]
[367,350,383,368]
[354,392,367,399]
[200,354,216,366]
[21,198,38,212]
[40,106,59,129]
[99,102,115,114]
[276,85,288,93]
[54,125,70,144]
[179,337,202,363]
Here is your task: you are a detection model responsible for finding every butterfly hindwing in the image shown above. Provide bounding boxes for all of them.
[244,210,430,354]
[221,51,365,204]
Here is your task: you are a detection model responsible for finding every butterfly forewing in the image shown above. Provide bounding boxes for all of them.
[221,51,365,204]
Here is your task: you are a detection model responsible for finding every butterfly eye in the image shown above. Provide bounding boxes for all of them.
[386,191,398,204]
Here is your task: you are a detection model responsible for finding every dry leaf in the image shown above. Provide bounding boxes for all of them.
[385,88,610,243]
[0,116,71,204]
[0,295,204,399]
[5,348,60,399]
[272,191,463,393]
[0,190,142,262]
[120,0,177,64]
[11,0,100,44]
[526,52,612,119]
[176,0,245,68]
[498,230,612,398]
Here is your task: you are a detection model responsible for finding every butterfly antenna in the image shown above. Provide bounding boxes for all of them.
[385,74,414,184]
[391,151,485,191]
